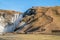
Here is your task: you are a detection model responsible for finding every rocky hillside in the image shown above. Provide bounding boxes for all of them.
[15,6,60,34]
[0,6,60,34]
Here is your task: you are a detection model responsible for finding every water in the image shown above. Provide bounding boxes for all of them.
[0,16,8,34]
[4,14,23,33]
[0,13,25,34]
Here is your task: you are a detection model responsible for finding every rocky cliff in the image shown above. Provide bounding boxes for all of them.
[0,6,60,34]
[15,6,60,34]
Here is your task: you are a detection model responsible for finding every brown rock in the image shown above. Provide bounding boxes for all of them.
[18,6,60,34]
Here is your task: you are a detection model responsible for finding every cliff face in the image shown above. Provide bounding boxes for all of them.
[0,6,60,34]
[17,6,60,34]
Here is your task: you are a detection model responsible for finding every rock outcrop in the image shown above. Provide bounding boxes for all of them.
[16,6,60,34]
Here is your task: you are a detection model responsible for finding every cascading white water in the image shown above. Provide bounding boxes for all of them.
[0,16,8,34]
[3,14,23,33]
[0,13,26,34]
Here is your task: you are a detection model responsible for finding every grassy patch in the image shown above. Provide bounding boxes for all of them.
[0,34,60,40]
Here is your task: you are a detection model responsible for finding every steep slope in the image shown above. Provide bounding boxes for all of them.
[16,6,60,34]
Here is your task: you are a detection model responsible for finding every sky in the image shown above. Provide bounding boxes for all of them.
[0,0,60,12]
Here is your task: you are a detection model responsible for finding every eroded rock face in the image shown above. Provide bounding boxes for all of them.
[17,6,60,34]
[0,6,60,34]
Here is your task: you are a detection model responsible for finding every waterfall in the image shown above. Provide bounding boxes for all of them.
[3,14,23,33]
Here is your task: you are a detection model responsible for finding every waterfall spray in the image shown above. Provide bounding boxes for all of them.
[3,14,23,33]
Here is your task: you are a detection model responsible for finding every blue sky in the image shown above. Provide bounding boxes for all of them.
[0,0,60,12]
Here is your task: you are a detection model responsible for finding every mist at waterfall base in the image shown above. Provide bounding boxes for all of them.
[0,14,25,34]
